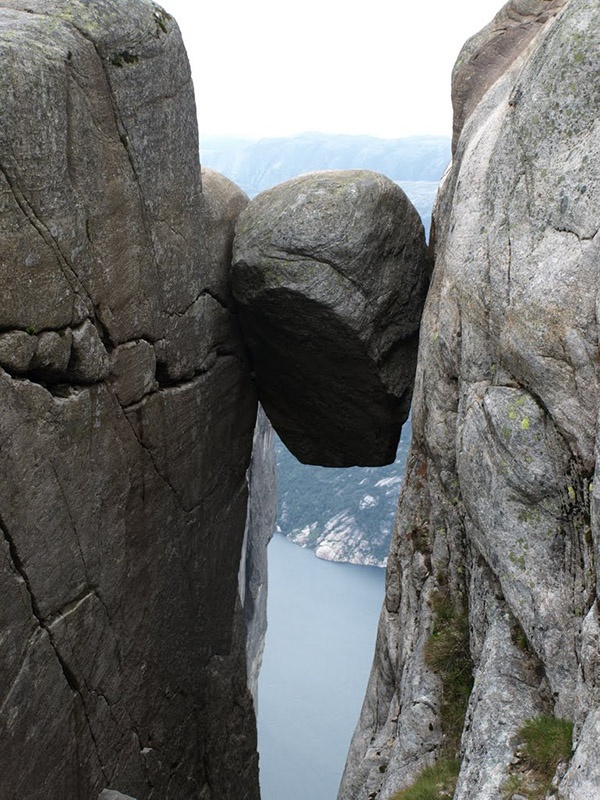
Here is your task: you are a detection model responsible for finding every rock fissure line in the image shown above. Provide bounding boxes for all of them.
[284,248,380,314]
[0,158,91,309]
[153,349,247,391]
[75,689,112,785]
[162,287,231,319]
[553,225,600,242]
[0,365,104,391]
[119,406,194,514]
[0,514,111,783]
[201,286,233,312]
[0,630,45,718]
[45,588,97,624]
[89,687,127,740]
[49,461,92,582]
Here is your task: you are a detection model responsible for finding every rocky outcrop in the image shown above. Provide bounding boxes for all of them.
[450,0,568,154]
[232,170,430,468]
[0,3,261,799]
[200,167,251,303]
[200,169,279,707]
[341,1,600,799]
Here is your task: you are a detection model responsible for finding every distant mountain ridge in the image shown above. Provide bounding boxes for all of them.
[200,132,450,234]
[201,131,451,192]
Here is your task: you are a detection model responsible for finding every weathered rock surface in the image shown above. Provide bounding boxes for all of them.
[450,0,568,154]
[200,166,250,302]
[0,330,37,373]
[99,791,138,800]
[239,406,278,705]
[341,2,600,799]
[0,3,260,799]
[232,169,430,467]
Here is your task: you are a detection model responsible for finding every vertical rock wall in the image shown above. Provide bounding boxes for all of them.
[0,2,262,798]
[239,406,278,706]
[341,1,600,798]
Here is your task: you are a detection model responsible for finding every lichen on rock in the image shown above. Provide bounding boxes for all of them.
[340,2,600,798]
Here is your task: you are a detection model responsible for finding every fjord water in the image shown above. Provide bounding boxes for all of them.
[258,533,385,800]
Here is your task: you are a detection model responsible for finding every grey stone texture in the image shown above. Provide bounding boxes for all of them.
[238,405,278,706]
[0,3,261,799]
[0,330,37,373]
[69,319,110,383]
[450,0,568,154]
[30,329,73,380]
[232,169,430,468]
[340,1,600,798]
[109,340,157,407]
[200,166,250,303]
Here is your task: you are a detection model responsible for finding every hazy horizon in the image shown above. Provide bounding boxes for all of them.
[161,0,505,140]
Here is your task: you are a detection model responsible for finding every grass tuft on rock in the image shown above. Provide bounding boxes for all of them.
[391,587,472,800]
[424,590,473,753]
[390,758,460,800]
[520,715,573,775]
[503,715,573,799]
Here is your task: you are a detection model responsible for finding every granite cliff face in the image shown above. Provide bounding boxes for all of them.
[239,406,278,706]
[0,2,273,798]
[4,1,599,798]
[341,1,600,799]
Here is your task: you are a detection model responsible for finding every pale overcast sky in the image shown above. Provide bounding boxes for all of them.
[161,0,504,140]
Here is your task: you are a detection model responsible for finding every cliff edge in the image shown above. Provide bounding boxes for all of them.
[0,3,269,798]
[340,1,600,798]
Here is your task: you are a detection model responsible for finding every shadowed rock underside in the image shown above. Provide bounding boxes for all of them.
[232,169,430,468]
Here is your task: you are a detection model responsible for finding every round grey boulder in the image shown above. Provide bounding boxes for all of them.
[200,167,249,301]
[232,169,430,467]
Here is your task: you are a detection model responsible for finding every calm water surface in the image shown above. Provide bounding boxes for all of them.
[258,533,386,800]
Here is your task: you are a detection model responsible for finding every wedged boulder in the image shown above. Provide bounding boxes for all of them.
[232,169,430,467]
